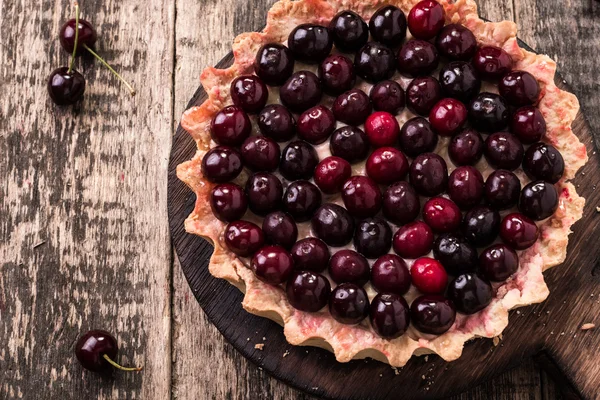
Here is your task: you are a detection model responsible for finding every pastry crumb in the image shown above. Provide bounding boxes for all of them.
[424,355,429,362]
[596,206,600,213]
[254,343,264,350]
[392,367,400,375]
[283,350,290,358]
[581,323,595,331]
[262,336,266,340]
[421,375,426,380]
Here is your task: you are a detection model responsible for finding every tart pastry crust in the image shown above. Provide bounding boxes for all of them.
[176,0,587,366]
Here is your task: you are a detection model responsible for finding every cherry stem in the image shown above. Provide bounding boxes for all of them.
[102,354,143,372]
[83,44,137,96]
[68,2,80,74]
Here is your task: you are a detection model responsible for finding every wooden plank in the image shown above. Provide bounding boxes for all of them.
[0,0,174,399]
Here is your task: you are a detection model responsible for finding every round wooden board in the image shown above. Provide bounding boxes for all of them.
[168,44,600,399]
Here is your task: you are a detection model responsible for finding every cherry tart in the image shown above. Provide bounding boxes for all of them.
[177,0,587,368]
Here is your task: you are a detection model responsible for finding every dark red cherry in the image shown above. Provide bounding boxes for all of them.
[439,61,481,102]
[371,254,411,295]
[370,80,405,114]
[201,146,243,183]
[484,132,524,171]
[435,24,477,60]
[60,18,98,54]
[407,0,445,40]
[396,40,439,77]
[245,172,283,216]
[240,136,280,171]
[329,249,370,286]
[288,24,333,63]
[409,152,448,196]
[311,203,355,247]
[279,140,319,180]
[254,43,295,86]
[329,283,370,325]
[210,183,248,222]
[433,233,478,275]
[398,117,438,157]
[75,330,141,374]
[393,221,434,259]
[354,217,393,259]
[485,170,521,210]
[472,46,513,81]
[283,180,322,222]
[262,211,298,249]
[480,244,519,281]
[354,42,396,83]
[448,165,484,209]
[314,156,352,194]
[329,10,369,52]
[406,76,442,116]
[468,92,510,132]
[251,245,295,285]
[230,75,268,113]
[332,88,372,126]
[500,213,539,250]
[286,271,331,312]
[319,54,356,96]
[366,147,409,184]
[329,126,370,163]
[519,181,559,221]
[297,105,336,144]
[364,111,400,147]
[258,104,296,142]
[423,197,462,233]
[523,142,564,183]
[47,67,86,105]
[448,273,493,315]
[411,257,448,294]
[369,5,407,47]
[429,98,468,136]
[410,295,456,335]
[448,128,484,166]
[383,181,420,225]
[341,176,382,218]
[211,105,251,146]
[510,106,546,144]
[291,238,331,272]
[224,220,265,257]
[462,205,501,247]
[280,71,323,112]
[370,293,410,339]
[499,70,540,107]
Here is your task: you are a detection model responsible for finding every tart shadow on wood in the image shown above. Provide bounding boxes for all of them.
[168,42,600,400]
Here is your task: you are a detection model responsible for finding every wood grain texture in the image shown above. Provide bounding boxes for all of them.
[0,0,174,399]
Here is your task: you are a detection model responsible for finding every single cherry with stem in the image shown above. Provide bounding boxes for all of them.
[75,330,142,374]
[59,3,136,96]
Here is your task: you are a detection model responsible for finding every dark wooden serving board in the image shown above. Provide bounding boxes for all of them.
[167,44,600,399]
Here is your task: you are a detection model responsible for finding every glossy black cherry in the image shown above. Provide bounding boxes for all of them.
[371,254,411,295]
[468,92,510,132]
[258,104,296,142]
[286,271,331,312]
[329,283,370,325]
[472,46,513,81]
[447,165,484,209]
[283,180,322,222]
[280,70,323,112]
[279,140,319,180]
[462,205,501,247]
[410,295,456,335]
[354,42,396,83]
[484,132,524,171]
[288,24,333,63]
[382,181,420,225]
[210,105,251,146]
[435,24,477,60]
[409,152,448,196]
[311,203,355,247]
[510,106,546,144]
[291,238,331,272]
[328,10,369,52]
[370,80,405,114]
[319,54,356,96]
[240,135,281,172]
[397,40,439,77]
[262,211,298,249]
[406,76,442,116]
[500,212,539,250]
[370,293,410,339]
[332,89,372,126]
[448,273,493,315]
[522,142,564,184]
[368,5,407,47]
[329,249,370,286]
[224,220,265,257]
[329,126,370,163]
[448,128,484,166]
[59,18,98,54]
[47,67,86,105]
[201,146,243,183]
[354,217,392,259]
[439,61,481,102]
[230,75,268,113]
[433,233,478,275]
[484,169,521,210]
[210,183,248,222]
[254,43,295,86]
[75,330,142,374]
[480,244,519,281]
[245,172,283,216]
[499,70,540,106]
[398,117,438,157]
[519,181,559,221]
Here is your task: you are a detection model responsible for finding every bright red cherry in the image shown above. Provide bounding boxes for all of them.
[411,257,448,294]
[500,213,539,250]
[364,111,400,147]
[365,147,409,184]
[422,196,462,233]
[393,221,434,259]
[314,156,352,194]
[429,98,468,136]
[407,0,445,40]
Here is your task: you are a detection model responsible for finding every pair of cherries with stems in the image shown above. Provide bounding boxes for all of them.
[47,2,136,105]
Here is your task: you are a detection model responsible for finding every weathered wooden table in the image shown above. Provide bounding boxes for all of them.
[2,0,599,398]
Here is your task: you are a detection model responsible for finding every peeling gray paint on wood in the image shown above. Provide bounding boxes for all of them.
[3,0,599,398]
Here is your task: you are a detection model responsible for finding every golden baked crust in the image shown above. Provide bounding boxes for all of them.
[176,0,588,366]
